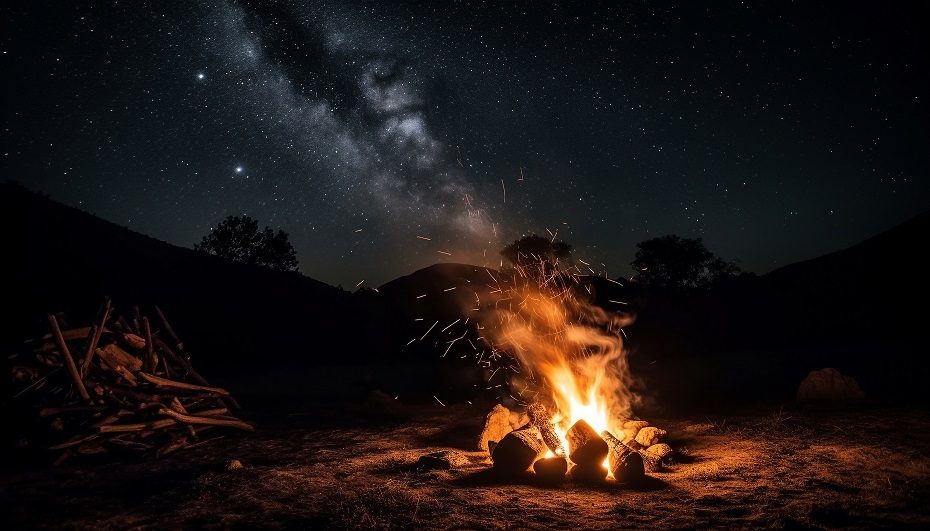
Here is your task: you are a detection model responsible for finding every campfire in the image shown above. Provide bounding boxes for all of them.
[470,256,674,484]
[9,299,252,463]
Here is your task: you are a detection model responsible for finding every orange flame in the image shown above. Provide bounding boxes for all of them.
[478,259,636,470]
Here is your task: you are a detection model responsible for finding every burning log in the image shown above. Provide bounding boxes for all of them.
[570,463,607,483]
[601,430,645,484]
[492,427,545,474]
[565,419,608,467]
[526,403,565,457]
[533,456,568,485]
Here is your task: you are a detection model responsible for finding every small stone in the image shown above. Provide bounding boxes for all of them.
[635,427,667,447]
[621,420,649,444]
[226,459,243,471]
[797,368,865,402]
[417,450,467,471]
[478,404,528,453]
[644,443,674,463]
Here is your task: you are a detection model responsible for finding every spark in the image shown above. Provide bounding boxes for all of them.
[416,235,431,240]
[355,279,365,288]
[519,166,525,181]
[432,395,446,407]
[416,294,427,299]
[443,286,457,292]
[501,179,506,203]
[441,319,460,332]
[608,299,628,305]
[354,228,363,233]
[437,250,452,256]
[406,338,416,346]
[420,320,438,340]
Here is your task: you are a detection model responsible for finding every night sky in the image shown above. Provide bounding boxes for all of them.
[3,1,928,287]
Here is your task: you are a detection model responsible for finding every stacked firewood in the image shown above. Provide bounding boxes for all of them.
[9,299,252,463]
[479,404,674,485]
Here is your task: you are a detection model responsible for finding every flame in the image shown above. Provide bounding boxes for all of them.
[477,257,636,474]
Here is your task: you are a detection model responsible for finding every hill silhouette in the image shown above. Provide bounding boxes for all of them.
[3,182,927,405]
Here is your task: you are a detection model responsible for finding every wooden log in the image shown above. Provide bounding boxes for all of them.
[48,315,90,401]
[122,332,146,350]
[168,396,189,414]
[492,427,544,474]
[157,408,254,431]
[137,372,231,396]
[131,306,142,335]
[533,456,568,485]
[570,463,607,483]
[82,299,111,374]
[152,338,240,409]
[142,316,157,373]
[156,436,189,457]
[96,344,143,372]
[565,419,608,467]
[49,434,99,450]
[601,430,645,483]
[155,305,184,351]
[526,403,566,457]
[98,418,177,433]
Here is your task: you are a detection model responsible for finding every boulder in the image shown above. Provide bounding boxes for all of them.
[643,443,673,463]
[478,404,529,453]
[797,368,865,402]
[635,426,667,447]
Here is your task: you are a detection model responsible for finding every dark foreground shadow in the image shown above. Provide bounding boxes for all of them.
[452,467,669,492]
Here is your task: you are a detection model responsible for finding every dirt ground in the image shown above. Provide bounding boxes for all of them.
[2,400,929,529]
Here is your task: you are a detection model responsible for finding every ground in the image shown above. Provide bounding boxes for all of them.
[2,400,929,529]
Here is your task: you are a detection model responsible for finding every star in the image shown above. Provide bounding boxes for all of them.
[196,72,205,80]
[235,166,243,174]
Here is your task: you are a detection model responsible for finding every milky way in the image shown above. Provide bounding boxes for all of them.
[3,1,928,286]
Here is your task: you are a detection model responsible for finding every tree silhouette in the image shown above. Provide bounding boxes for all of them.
[195,215,298,272]
[501,234,572,267]
[631,235,738,290]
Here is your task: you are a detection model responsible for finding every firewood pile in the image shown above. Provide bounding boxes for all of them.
[478,404,674,485]
[8,299,252,464]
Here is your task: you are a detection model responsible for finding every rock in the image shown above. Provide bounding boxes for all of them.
[533,456,568,485]
[417,450,468,471]
[644,443,673,463]
[226,459,243,471]
[620,420,649,444]
[478,404,529,453]
[635,426,667,447]
[797,368,865,402]
[492,427,545,474]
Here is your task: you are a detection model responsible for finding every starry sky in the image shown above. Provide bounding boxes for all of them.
[3,1,928,287]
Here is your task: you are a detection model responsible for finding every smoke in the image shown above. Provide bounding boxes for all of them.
[476,260,638,433]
